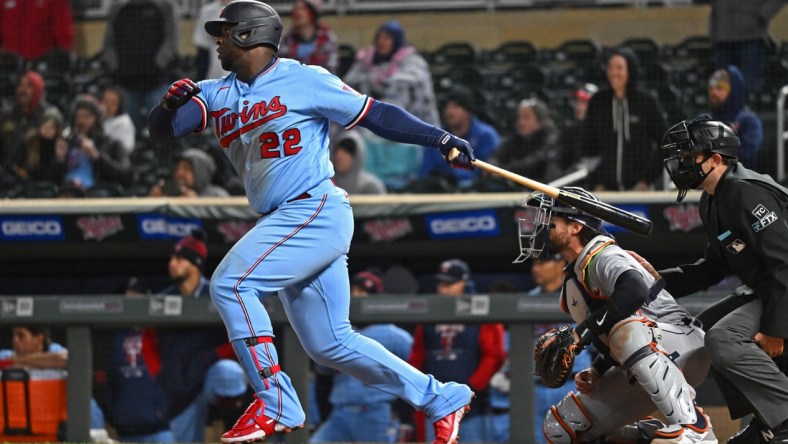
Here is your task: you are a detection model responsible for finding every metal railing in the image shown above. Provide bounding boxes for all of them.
[73,0,694,19]
[0,292,723,443]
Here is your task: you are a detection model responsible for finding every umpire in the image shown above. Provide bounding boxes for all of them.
[633,115,788,443]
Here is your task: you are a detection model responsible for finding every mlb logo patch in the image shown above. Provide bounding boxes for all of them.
[726,239,746,254]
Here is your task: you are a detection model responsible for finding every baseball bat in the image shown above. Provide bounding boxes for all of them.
[448,149,653,236]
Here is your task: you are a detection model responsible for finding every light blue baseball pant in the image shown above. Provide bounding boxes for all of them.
[210,179,472,428]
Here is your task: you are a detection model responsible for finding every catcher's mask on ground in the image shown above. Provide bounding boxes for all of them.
[515,187,609,263]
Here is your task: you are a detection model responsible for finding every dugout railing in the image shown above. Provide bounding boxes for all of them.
[0,292,725,443]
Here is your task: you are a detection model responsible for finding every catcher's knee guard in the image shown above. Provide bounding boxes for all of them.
[543,392,592,444]
[608,320,696,425]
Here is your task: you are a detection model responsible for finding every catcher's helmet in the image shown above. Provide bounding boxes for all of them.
[205,1,283,51]
[661,115,739,202]
[515,186,609,263]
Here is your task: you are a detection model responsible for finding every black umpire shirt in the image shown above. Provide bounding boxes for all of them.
[659,163,788,339]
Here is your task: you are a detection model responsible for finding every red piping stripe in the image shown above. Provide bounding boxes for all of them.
[345,97,372,130]
[233,194,327,336]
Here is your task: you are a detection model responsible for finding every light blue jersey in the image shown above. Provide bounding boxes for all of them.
[193,58,371,214]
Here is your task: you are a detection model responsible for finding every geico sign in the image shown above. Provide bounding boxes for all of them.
[141,219,200,237]
[430,215,497,234]
[2,220,62,236]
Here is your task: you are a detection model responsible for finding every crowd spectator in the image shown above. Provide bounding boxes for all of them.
[487,98,563,187]
[0,0,73,61]
[582,47,667,191]
[419,86,500,189]
[0,71,58,172]
[192,0,232,81]
[707,0,787,95]
[103,0,179,129]
[279,0,339,73]
[8,108,68,188]
[331,131,387,195]
[344,20,439,190]
[708,66,763,170]
[409,259,506,443]
[106,231,247,442]
[310,271,413,443]
[99,86,136,155]
[148,148,229,197]
[0,325,108,441]
[561,83,598,167]
[64,96,130,193]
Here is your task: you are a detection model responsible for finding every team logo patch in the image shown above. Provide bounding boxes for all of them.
[751,204,779,232]
[726,239,746,254]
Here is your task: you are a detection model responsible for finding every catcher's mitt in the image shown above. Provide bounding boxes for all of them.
[534,324,579,388]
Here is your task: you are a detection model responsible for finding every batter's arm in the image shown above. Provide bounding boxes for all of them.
[148,100,205,141]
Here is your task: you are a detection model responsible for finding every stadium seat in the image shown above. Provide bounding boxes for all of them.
[487,40,539,65]
[430,42,477,65]
[619,37,663,63]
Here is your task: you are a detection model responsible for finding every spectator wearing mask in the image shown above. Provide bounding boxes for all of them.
[149,148,229,197]
[582,47,667,191]
[331,131,386,195]
[561,83,598,165]
[310,271,413,443]
[419,86,500,189]
[278,0,339,73]
[708,66,763,169]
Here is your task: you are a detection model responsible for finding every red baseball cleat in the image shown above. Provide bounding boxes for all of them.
[220,396,300,443]
[432,404,471,444]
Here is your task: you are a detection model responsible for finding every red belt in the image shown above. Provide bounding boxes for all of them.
[259,192,311,217]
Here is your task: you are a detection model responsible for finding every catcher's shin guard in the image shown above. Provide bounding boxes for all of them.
[543,392,592,444]
[609,320,696,425]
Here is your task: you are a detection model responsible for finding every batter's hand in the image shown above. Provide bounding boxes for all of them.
[438,132,475,170]
[162,78,201,111]
[755,332,785,357]
[575,367,600,394]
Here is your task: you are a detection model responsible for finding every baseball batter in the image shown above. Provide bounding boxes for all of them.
[517,187,716,444]
[147,2,475,443]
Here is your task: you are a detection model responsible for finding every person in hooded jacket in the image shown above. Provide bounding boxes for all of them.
[149,148,230,197]
[708,65,763,170]
[331,131,386,195]
[0,71,59,173]
[582,47,667,191]
[278,0,339,74]
[343,20,438,190]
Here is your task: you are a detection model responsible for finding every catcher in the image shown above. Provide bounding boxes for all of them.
[521,186,716,444]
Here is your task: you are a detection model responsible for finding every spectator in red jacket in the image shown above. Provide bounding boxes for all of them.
[409,259,506,443]
[0,0,73,60]
[278,0,339,73]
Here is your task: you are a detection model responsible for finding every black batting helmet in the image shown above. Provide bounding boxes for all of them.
[205,1,283,51]
[661,115,739,202]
